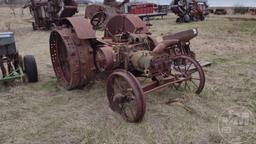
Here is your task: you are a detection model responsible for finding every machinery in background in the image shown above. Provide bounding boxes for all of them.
[23,0,78,30]
[0,32,38,83]
[214,8,227,15]
[85,0,129,20]
[171,0,209,23]
[49,15,205,122]
[85,0,168,30]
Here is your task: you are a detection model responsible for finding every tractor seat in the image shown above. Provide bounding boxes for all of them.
[163,28,198,42]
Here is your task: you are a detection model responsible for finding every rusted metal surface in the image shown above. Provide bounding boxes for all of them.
[85,0,166,30]
[24,0,78,30]
[85,4,109,19]
[62,17,96,39]
[49,17,95,90]
[107,69,145,122]
[85,4,118,30]
[152,39,179,54]
[84,0,129,27]
[142,56,206,94]
[90,11,108,30]
[163,28,198,42]
[50,14,206,122]
[95,46,114,72]
[104,14,149,38]
[170,0,209,23]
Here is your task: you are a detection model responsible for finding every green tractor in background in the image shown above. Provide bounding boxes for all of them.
[0,32,38,84]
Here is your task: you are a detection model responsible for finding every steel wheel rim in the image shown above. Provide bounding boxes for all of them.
[50,18,96,90]
[107,70,145,122]
[57,37,71,82]
[50,31,72,86]
[172,55,205,94]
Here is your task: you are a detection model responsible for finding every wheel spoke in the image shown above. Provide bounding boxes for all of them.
[178,64,184,74]
[190,80,199,89]
[183,60,188,72]
[120,103,126,115]
[187,62,193,71]
[127,102,136,120]
[184,81,189,90]
[113,78,122,91]
[114,77,129,93]
[187,82,192,91]
[192,77,200,81]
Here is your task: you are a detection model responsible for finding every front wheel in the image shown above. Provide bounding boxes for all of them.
[24,55,38,82]
[107,69,146,123]
[172,55,205,94]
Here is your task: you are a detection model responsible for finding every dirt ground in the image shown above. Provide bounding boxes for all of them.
[0,6,256,144]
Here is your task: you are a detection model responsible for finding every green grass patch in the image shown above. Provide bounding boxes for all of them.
[212,57,229,64]
[240,21,256,33]
[40,79,57,90]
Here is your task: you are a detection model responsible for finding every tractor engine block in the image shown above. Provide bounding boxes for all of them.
[95,32,164,77]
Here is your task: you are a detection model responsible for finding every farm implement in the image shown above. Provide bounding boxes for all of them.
[24,0,78,30]
[85,0,167,30]
[171,0,209,23]
[0,32,38,83]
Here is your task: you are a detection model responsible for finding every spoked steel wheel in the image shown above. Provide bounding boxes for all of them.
[172,55,205,94]
[107,69,145,122]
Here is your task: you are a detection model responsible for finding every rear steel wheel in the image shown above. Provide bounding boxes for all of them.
[172,55,205,94]
[107,69,145,122]
[50,30,94,90]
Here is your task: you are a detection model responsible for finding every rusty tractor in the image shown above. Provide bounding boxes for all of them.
[49,14,205,122]
[171,0,209,23]
[24,0,78,30]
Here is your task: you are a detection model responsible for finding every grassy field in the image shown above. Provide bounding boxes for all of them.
[0,6,256,144]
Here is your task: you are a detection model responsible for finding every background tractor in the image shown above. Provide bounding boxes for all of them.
[0,32,38,84]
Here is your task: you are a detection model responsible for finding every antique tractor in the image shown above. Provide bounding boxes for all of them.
[24,0,78,30]
[171,0,209,23]
[0,32,38,83]
[49,15,205,122]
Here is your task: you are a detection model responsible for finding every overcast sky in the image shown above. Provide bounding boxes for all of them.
[95,0,256,7]
[207,0,256,7]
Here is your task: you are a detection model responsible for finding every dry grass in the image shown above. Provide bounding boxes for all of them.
[0,6,256,144]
